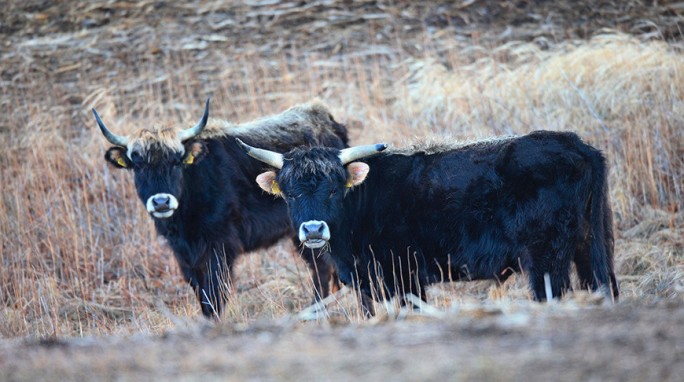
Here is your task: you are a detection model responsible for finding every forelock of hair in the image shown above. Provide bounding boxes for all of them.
[282,148,343,179]
[128,125,184,155]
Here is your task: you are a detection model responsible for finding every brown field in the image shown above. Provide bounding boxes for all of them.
[1,1,683,380]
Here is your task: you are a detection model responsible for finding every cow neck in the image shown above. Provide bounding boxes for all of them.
[337,152,415,241]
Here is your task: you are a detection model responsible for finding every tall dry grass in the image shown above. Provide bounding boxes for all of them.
[1,33,682,338]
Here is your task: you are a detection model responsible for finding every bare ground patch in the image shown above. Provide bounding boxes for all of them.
[2,299,683,381]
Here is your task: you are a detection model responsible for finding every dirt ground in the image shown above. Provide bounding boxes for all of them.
[1,1,683,381]
[2,298,683,381]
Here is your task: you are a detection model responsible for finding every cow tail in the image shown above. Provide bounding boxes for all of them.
[588,151,619,300]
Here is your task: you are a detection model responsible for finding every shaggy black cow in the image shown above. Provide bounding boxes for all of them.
[92,99,346,318]
[238,131,619,315]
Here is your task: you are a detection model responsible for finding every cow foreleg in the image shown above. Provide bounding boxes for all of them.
[298,244,340,302]
[197,252,233,319]
[359,291,376,318]
[175,260,210,313]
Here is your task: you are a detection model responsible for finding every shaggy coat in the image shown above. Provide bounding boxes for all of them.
[99,101,347,317]
[248,131,618,314]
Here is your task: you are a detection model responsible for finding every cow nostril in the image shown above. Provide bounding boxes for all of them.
[152,195,171,208]
[303,222,323,234]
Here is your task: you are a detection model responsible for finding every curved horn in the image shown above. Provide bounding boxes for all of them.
[178,98,210,141]
[235,138,284,169]
[92,108,129,147]
[338,143,388,165]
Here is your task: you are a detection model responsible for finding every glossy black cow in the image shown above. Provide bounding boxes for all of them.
[92,100,346,318]
[238,131,619,315]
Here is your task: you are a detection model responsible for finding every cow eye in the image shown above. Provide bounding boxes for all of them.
[285,192,301,200]
[130,151,143,164]
[329,189,337,198]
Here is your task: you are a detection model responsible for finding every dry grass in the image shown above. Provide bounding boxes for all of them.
[1,2,683,339]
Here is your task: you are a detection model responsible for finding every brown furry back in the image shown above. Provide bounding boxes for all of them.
[200,100,347,151]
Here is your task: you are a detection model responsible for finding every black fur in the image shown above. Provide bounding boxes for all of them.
[104,113,347,318]
[273,131,619,314]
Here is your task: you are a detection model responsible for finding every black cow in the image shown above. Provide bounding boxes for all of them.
[237,131,619,315]
[92,99,346,318]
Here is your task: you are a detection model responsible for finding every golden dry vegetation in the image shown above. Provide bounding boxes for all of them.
[0,0,682,346]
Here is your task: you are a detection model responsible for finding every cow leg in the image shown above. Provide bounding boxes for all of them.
[573,240,596,292]
[175,259,210,313]
[526,246,573,301]
[297,241,339,301]
[179,264,217,319]
[574,204,612,295]
[177,262,199,290]
[197,251,233,319]
[575,240,619,300]
[574,199,619,300]
[604,205,620,300]
[329,268,341,294]
[359,291,376,318]
[348,273,375,318]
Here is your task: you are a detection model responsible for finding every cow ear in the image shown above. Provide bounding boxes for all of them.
[182,141,207,165]
[105,147,131,169]
[346,162,369,188]
[256,171,281,195]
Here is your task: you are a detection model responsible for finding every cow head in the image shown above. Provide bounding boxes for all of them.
[236,139,387,248]
[93,99,210,219]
